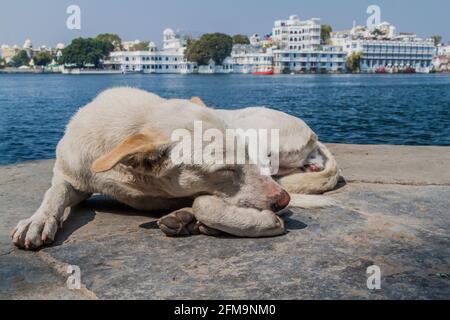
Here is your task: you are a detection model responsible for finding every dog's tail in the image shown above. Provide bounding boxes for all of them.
[288,194,336,209]
[278,142,340,195]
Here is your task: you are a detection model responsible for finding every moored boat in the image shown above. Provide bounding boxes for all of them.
[252,66,274,75]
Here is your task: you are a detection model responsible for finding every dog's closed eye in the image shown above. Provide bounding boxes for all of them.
[215,167,238,175]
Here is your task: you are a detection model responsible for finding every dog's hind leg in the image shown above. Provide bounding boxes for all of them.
[12,174,90,250]
[278,143,340,195]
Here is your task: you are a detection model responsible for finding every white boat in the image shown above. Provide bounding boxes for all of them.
[62,68,123,75]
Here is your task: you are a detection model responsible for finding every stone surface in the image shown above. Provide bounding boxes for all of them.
[0,145,449,299]
[328,144,450,186]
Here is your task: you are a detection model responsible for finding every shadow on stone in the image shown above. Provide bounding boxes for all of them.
[333,175,347,192]
[139,221,159,230]
[282,210,308,231]
[53,195,173,246]
[53,205,96,246]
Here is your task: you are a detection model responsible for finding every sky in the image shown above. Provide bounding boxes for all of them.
[0,0,449,47]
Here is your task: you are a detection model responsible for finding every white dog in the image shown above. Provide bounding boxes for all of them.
[12,88,339,249]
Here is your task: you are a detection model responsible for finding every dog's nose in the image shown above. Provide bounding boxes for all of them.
[270,190,291,212]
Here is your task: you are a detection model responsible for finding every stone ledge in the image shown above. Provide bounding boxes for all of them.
[328,144,450,186]
[0,145,449,299]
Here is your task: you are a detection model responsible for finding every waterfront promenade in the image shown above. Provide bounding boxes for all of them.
[0,144,449,299]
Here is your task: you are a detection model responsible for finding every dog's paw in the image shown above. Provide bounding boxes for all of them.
[158,209,198,237]
[11,215,59,250]
[157,209,223,237]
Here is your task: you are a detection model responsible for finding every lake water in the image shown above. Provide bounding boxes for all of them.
[0,73,449,165]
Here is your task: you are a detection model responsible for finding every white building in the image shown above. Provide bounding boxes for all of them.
[272,15,321,51]
[437,43,450,56]
[273,46,346,74]
[231,44,273,74]
[331,22,436,73]
[271,15,346,73]
[0,45,19,63]
[106,29,197,73]
[198,57,234,74]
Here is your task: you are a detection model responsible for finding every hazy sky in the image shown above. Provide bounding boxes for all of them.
[1,0,448,47]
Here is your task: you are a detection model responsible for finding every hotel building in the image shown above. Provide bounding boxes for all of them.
[331,22,436,73]
[271,15,346,73]
[272,15,321,51]
[273,46,346,74]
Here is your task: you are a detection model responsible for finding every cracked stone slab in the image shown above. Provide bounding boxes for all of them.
[0,146,450,299]
[0,250,90,300]
[36,184,448,300]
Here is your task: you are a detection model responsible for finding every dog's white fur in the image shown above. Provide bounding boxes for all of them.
[12,87,339,249]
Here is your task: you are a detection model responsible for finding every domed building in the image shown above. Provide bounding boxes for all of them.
[106,28,196,74]
[22,39,34,58]
[23,39,33,49]
[148,41,157,52]
[163,28,182,51]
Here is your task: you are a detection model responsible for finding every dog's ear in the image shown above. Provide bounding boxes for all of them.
[91,131,172,174]
[190,96,207,107]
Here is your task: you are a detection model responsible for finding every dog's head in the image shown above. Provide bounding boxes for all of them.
[91,98,290,212]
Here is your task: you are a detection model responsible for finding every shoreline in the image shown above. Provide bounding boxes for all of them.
[1,68,449,75]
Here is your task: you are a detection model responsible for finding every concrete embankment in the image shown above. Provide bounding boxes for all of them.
[0,144,449,299]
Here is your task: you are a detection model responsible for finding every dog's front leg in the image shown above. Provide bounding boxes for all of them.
[192,196,285,238]
[12,175,90,249]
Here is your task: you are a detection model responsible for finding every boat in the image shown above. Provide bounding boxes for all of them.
[375,67,387,74]
[252,66,274,75]
[402,66,416,74]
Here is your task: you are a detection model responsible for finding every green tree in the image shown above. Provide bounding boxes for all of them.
[96,33,123,51]
[33,51,53,66]
[185,33,233,65]
[9,50,30,67]
[129,41,150,51]
[372,28,385,36]
[320,24,333,44]
[232,34,250,45]
[0,58,6,69]
[346,52,362,73]
[60,38,114,68]
[431,35,442,46]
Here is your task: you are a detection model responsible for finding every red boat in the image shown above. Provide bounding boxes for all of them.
[375,67,387,74]
[403,66,416,74]
[252,66,274,75]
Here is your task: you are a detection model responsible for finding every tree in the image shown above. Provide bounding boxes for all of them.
[185,33,233,65]
[96,33,123,51]
[60,37,114,67]
[0,58,6,69]
[346,52,362,73]
[232,34,250,45]
[431,35,442,46]
[129,41,150,51]
[9,50,30,67]
[320,24,333,44]
[33,51,53,66]
[372,28,385,36]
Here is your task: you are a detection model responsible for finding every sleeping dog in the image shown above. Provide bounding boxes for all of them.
[12,88,339,249]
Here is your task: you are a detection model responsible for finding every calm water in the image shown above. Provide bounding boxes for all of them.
[1,73,450,165]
